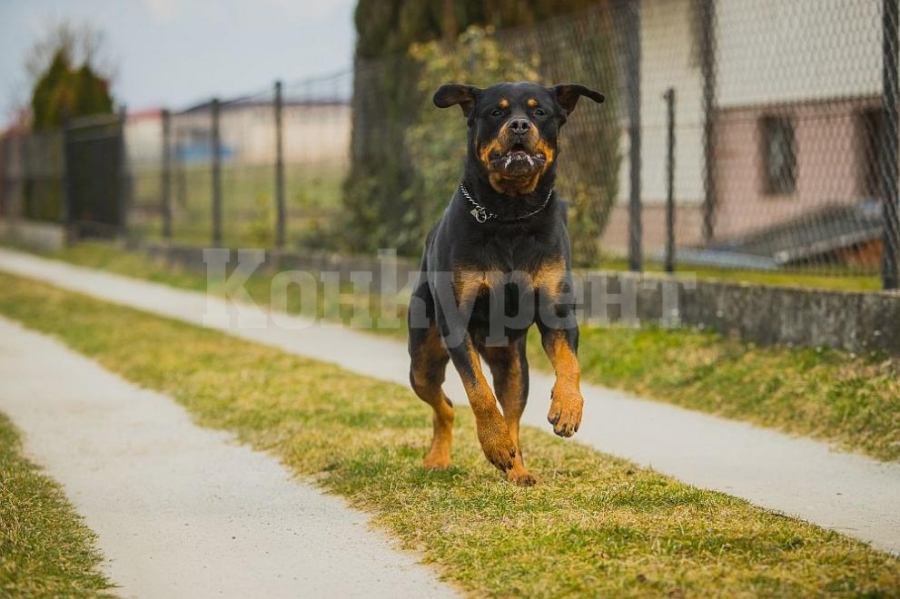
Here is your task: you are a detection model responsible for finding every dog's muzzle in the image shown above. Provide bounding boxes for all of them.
[489,149,547,176]
[486,118,550,177]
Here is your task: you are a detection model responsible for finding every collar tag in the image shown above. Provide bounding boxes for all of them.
[470,207,488,223]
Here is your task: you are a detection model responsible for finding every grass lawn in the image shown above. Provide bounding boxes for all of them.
[0,271,897,597]
[129,162,346,249]
[21,242,900,463]
[0,412,113,598]
[598,257,882,293]
[564,326,900,462]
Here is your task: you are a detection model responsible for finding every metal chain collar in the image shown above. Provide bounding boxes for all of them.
[459,184,553,224]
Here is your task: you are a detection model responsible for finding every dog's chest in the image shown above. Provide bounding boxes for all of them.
[459,264,557,339]
[476,230,548,271]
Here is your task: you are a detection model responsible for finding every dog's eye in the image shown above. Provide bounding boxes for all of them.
[490,108,503,117]
[534,108,547,116]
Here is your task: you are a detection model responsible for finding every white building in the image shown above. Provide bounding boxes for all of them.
[602,0,891,263]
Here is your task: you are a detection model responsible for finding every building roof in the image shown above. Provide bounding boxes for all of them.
[179,97,349,115]
[675,200,884,270]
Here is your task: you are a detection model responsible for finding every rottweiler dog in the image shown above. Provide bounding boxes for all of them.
[408,81,604,485]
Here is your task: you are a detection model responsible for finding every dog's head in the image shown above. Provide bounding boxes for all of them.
[434,81,604,196]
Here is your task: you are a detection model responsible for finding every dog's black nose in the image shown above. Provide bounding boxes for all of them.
[508,118,531,136]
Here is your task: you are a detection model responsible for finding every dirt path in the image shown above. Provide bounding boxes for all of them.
[0,316,457,598]
[0,247,898,556]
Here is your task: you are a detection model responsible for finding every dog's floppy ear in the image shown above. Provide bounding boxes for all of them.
[552,84,605,115]
[433,84,481,117]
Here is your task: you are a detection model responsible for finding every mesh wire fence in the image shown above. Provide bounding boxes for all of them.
[125,71,352,249]
[695,0,895,278]
[343,0,898,280]
[0,130,65,223]
[655,0,896,280]
[1,0,898,286]
[343,4,628,261]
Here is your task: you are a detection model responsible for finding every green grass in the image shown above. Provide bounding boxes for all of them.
[0,272,897,597]
[0,412,113,598]
[599,256,882,292]
[560,327,900,461]
[129,161,346,249]
[22,241,900,463]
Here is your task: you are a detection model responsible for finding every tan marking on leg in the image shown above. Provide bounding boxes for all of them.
[453,268,504,306]
[457,342,517,473]
[485,345,537,486]
[452,270,485,307]
[531,257,566,299]
[410,325,454,469]
[544,334,584,438]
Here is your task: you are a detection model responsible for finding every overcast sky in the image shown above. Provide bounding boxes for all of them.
[0,0,357,123]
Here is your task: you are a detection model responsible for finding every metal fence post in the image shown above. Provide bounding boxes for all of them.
[664,87,676,274]
[625,0,643,272]
[700,0,717,244]
[161,109,172,241]
[0,137,7,218]
[275,80,286,251]
[13,132,26,226]
[882,0,900,291]
[117,105,130,237]
[211,98,222,247]
[61,117,72,235]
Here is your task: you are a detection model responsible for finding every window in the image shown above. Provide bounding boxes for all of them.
[761,116,797,195]
[859,108,883,199]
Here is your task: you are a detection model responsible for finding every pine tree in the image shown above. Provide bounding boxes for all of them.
[30,46,113,131]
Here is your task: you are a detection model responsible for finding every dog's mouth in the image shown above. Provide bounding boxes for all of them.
[478,135,556,193]
[488,147,547,175]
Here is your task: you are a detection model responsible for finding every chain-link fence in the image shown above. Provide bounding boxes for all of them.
[0,0,897,288]
[125,71,352,249]
[689,0,898,285]
[626,0,898,286]
[343,0,899,285]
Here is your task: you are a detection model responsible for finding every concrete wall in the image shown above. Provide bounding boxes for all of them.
[0,219,67,252]
[137,241,900,356]
[577,272,900,356]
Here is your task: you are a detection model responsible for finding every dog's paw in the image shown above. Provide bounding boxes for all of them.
[477,417,516,472]
[423,452,451,470]
[547,387,583,437]
[507,467,538,487]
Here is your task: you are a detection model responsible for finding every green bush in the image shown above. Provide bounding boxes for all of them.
[343,3,620,264]
[30,49,113,132]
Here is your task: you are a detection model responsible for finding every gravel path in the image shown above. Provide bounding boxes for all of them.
[0,247,898,557]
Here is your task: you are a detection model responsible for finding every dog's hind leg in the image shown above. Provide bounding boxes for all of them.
[485,337,536,486]
[409,323,454,470]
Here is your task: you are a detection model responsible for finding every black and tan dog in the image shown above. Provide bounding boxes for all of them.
[408,81,604,485]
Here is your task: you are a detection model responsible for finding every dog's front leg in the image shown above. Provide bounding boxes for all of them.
[537,285,584,438]
[432,272,516,472]
[443,333,517,472]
